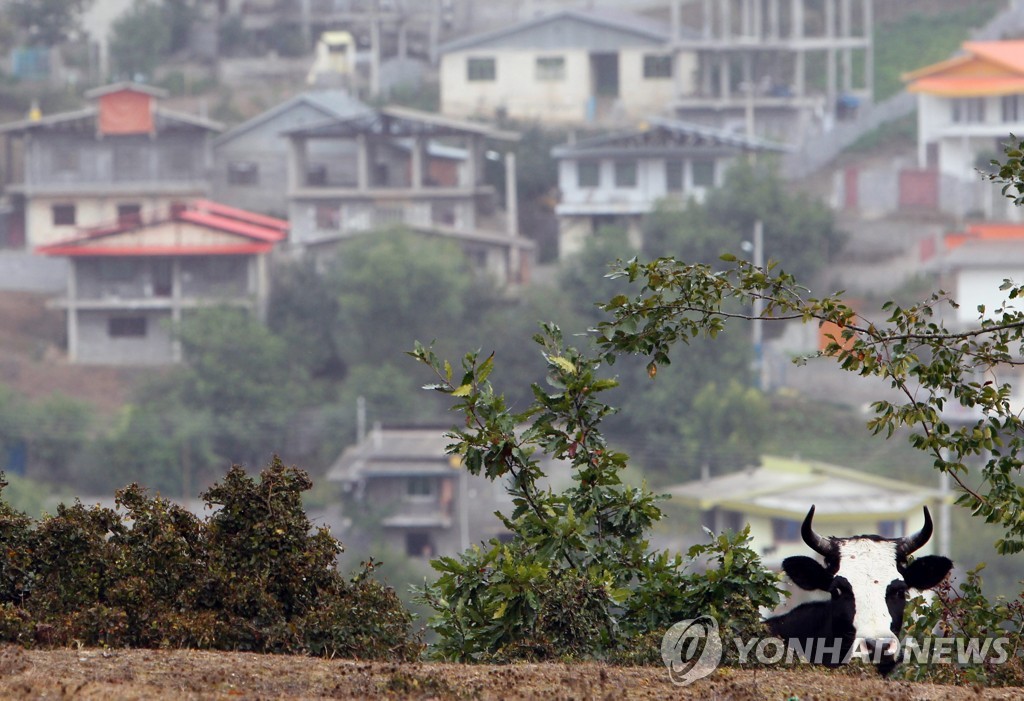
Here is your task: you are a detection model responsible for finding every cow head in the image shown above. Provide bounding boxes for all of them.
[781,505,953,673]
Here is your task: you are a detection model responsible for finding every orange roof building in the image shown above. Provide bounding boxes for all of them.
[904,40,1024,182]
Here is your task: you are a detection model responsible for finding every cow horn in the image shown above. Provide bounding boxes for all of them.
[896,506,933,557]
[801,505,835,557]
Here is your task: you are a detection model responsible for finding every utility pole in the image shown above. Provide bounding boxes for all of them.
[752,220,766,391]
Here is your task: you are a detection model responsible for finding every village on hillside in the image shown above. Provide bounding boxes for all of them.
[0,0,1023,607]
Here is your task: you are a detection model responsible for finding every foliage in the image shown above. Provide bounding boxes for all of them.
[0,459,420,659]
[900,565,1024,686]
[7,0,93,47]
[410,326,782,661]
[873,1,1005,101]
[642,160,845,285]
[595,251,1024,555]
[332,228,478,368]
[108,0,173,80]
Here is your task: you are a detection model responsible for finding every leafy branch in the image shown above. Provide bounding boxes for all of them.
[596,255,1024,554]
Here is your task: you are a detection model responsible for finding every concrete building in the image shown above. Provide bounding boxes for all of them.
[282,105,534,286]
[327,424,515,559]
[36,199,287,365]
[438,9,690,126]
[671,0,874,143]
[0,82,222,250]
[552,116,786,258]
[212,90,368,219]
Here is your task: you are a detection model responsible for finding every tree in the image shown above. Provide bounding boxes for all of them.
[108,0,172,80]
[330,228,478,368]
[8,0,93,47]
[410,327,782,660]
[596,250,1024,554]
[642,160,846,284]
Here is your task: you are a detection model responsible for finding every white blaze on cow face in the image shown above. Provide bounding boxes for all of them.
[835,538,901,643]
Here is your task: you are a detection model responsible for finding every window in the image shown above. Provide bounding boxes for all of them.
[467,57,496,82]
[577,161,600,188]
[877,519,906,539]
[614,160,637,188]
[227,161,259,186]
[117,203,141,226]
[405,531,436,557]
[666,160,684,192]
[108,316,147,338]
[52,204,76,226]
[952,97,986,124]
[407,476,435,499]
[535,56,565,81]
[1003,95,1024,122]
[692,159,715,187]
[643,54,673,79]
[315,204,340,230]
[772,518,801,543]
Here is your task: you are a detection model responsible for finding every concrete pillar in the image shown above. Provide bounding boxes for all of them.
[840,0,852,92]
[357,133,370,190]
[171,257,182,363]
[287,136,307,193]
[66,261,78,362]
[505,151,519,283]
[411,136,425,190]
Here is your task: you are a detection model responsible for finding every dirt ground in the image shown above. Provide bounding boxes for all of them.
[0,648,1019,700]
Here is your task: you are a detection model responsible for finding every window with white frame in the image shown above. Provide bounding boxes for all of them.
[643,54,673,79]
[692,160,715,187]
[535,56,565,81]
[952,97,986,124]
[614,160,637,188]
[467,57,496,81]
[666,160,684,192]
[1002,95,1024,122]
[577,160,600,188]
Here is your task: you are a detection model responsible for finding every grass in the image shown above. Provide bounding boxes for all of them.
[874,1,1007,101]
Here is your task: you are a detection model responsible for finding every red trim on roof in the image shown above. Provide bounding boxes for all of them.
[191,199,289,232]
[944,223,1024,251]
[178,210,286,242]
[41,244,274,257]
[36,199,289,257]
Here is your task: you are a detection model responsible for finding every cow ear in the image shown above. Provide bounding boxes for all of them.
[904,556,953,590]
[781,555,833,591]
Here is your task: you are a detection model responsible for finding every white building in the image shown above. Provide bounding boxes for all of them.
[438,9,694,126]
[552,116,786,258]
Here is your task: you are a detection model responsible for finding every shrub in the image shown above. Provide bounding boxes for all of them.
[0,458,420,659]
[410,325,782,662]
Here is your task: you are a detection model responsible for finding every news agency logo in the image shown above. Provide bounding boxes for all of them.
[660,616,723,686]
[660,615,1012,686]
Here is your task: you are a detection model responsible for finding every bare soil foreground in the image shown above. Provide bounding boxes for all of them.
[0,648,1020,700]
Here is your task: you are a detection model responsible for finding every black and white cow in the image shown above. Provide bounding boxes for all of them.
[764,505,953,675]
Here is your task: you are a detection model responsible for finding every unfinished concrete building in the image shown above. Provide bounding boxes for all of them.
[671,0,874,144]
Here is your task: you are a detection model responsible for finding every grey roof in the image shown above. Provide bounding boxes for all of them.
[282,105,519,141]
[0,105,222,135]
[326,425,456,482]
[84,81,168,99]
[552,116,789,159]
[439,8,676,54]
[213,89,369,146]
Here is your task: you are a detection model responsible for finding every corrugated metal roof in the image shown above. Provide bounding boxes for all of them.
[666,456,941,519]
[214,89,370,146]
[439,9,676,54]
[552,115,788,158]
